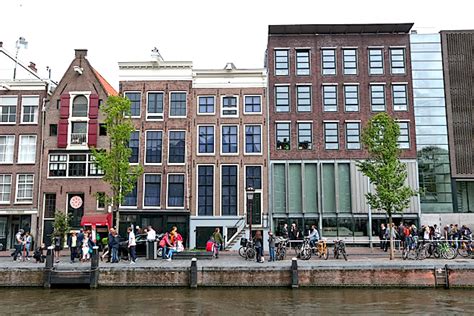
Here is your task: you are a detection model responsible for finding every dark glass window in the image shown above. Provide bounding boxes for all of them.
[275,50,289,76]
[144,174,161,207]
[170,92,186,117]
[390,48,406,74]
[145,131,162,164]
[123,182,137,207]
[245,125,261,154]
[198,166,214,216]
[244,96,261,113]
[297,85,311,112]
[198,96,214,114]
[346,122,361,150]
[198,126,214,154]
[128,131,139,163]
[298,123,312,150]
[147,92,164,119]
[68,154,87,177]
[276,123,290,150]
[99,124,107,136]
[222,96,238,116]
[222,126,238,154]
[246,166,262,190]
[296,50,310,75]
[323,85,337,112]
[124,92,141,117]
[275,86,289,112]
[370,85,386,112]
[343,49,357,75]
[168,174,185,207]
[221,165,238,215]
[44,193,56,218]
[322,49,336,75]
[169,131,185,163]
[369,49,384,75]
[344,85,359,112]
[49,124,58,136]
[72,95,88,117]
[97,192,106,209]
[324,122,339,150]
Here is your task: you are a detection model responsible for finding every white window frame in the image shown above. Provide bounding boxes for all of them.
[144,130,163,166]
[146,91,164,121]
[243,95,262,115]
[197,95,216,115]
[244,124,263,155]
[167,130,186,165]
[220,95,239,118]
[169,91,187,118]
[0,135,15,164]
[18,135,37,164]
[220,124,239,156]
[123,91,142,118]
[20,95,40,124]
[68,92,90,148]
[195,164,215,217]
[197,125,215,156]
[143,173,162,209]
[166,173,185,209]
[0,96,18,125]
[47,153,104,179]
[15,174,34,204]
[0,174,12,204]
[96,192,106,210]
[220,164,239,217]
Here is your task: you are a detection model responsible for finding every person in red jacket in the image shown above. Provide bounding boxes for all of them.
[159,232,172,259]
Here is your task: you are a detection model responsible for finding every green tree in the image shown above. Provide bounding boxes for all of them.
[91,95,143,232]
[357,113,417,260]
[52,211,70,245]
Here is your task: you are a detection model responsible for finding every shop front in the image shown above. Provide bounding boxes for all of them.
[0,212,35,250]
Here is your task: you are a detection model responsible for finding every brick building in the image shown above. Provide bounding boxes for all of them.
[190,64,267,249]
[38,49,117,244]
[266,24,420,242]
[0,42,55,249]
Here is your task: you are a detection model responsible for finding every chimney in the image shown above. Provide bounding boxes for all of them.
[0,42,3,48]
[75,49,88,58]
[28,62,37,73]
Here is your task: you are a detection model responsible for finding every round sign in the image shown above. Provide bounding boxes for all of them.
[70,196,83,209]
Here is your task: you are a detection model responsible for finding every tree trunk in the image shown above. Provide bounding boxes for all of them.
[388,214,395,260]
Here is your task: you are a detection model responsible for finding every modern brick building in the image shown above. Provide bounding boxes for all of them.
[38,49,117,244]
[0,42,55,249]
[118,52,193,243]
[190,64,267,249]
[266,24,420,242]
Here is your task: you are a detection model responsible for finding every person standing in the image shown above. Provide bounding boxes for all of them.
[12,229,24,261]
[24,232,32,261]
[379,224,386,250]
[128,227,137,264]
[281,223,289,239]
[212,228,224,259]
[110,230,120,263]
[82,233,91,262]
[254,231,263,263]
[67,232,78,263]
[268,230,276,262]
[53,235,62,263]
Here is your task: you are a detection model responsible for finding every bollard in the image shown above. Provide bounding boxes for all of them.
[190,258,198,288]
[146,240,156,260]
[90,246,100,289]
[44,246,54,288]
[291,257,299,288]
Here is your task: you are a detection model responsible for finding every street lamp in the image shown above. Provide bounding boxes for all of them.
[246,186,255,240]
[13,37,28,80]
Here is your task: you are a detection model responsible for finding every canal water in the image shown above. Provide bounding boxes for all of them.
[1,288,472,315]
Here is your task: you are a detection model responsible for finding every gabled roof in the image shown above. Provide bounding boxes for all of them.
[92,67,117,96]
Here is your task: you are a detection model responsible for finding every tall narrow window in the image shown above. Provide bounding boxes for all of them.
[343,49,357,75]
[344,85,359,112]
[324,122,339,150]
[198,96,215,114]
[246,166,262,190]
[221,96,238,117]
[346,122,361,150]
[16,174,34,203]
[146,92,164,120]
[244,96,261,114]
[296,50,310,75]
[128,131,139,163]
[18,135,37,163]
[369,49,384,75]
[322,49,336,75]
[72,95,88,117]
[144,174,161,207]
[297,123,312,150]
[0,135,14,163]
[0,174,12,203]
[221,165,237,215]
[222,126,238,154]
[198,166,213,216]
[275,86,290,112]
[168,131,185,164]
[323,85,337,112]
[168,174,185,207]
[297,85,311,112]
[275,49,289,75]
[125,92,141,117]
[392,84,408,111]
[0,96,17,123]
[370,85,386,111]
[145,131,162,164]
[276,123,290,150]
[68,154,87,177]
[123,182,137,207]
[245,125,261,154]
[390,48,406,74]
[44,193,56,218]
[198,126,214,154]
[170,92,187,117]
[397,122,410,149]
[21,96,39,123]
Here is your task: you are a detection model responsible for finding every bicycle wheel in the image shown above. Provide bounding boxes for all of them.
[246,247,256,260]
[322,248,329,260]
[342,250,347,261]
[433,247,440,259]
[442,247,456,260]
[238,246,246,258]
[157,248,163,258]
[457,243,470,258]
[301,247,311,260]
[417,248,426,260]
[424,244,432,259]
[279,247,286,261]
[407,250,417,260]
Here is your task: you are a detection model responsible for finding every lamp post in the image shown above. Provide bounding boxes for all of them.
[246,186,255,240]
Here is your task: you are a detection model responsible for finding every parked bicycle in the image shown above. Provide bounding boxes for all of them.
[333,240,347,261]
[458,237,473,258]
[238,238,256,260]
[298,237,312,260]
[314,239,329,260]
[403,240,427,260]
[275,237,288,261]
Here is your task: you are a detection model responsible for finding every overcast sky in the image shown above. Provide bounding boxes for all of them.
[1,0,472,89]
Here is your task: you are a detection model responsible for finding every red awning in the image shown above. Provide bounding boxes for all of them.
[80,213,112,228]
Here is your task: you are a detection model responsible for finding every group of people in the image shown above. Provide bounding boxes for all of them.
[379,222,473,251]
[66,229,97,263]
[11,229,33,261]
[159,226,184,261]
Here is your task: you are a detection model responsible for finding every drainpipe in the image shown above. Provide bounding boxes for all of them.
[367,176,373,249]
[36,94,47,244]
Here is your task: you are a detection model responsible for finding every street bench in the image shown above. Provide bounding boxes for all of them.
[173,251,214,260]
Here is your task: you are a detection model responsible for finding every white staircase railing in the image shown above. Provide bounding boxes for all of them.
[225,217,246,250]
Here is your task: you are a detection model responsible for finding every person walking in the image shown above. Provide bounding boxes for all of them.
[379,224,386,250]
[128,227,137,264]
[268,230,276,262]
[82,233,91,262]
[212,228,224,258]
[110,230,120,263]
[77,229,84,259]
[12,229,24,261]
[67,232,78,263]
[254,231,264,263]
[53,234,62,263]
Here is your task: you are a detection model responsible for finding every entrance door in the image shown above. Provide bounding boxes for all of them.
[195,227,222,249]
[9,218,20,249]
[68,193,84,228]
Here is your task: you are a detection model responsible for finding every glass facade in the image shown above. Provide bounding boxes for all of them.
[410,33,453,213]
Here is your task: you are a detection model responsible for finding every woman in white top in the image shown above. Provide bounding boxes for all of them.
[82,233,90,262]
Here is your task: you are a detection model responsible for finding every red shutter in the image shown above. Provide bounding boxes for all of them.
[88,94,99,147]
[57,94,70,148]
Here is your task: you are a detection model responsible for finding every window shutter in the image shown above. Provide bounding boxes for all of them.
[88,94,99,147]
[57,94,70,148]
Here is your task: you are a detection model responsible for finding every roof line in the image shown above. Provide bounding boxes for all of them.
[0,47,43,81]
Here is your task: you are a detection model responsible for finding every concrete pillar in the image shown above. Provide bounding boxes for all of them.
[43,246,54,288]
[190,258,198,288]
[146,241,157,260]
[291,257,298,288]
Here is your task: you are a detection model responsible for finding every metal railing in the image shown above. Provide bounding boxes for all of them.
[70,133,87,145]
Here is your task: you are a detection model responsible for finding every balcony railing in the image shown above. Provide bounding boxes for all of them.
[70,133,87,145]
